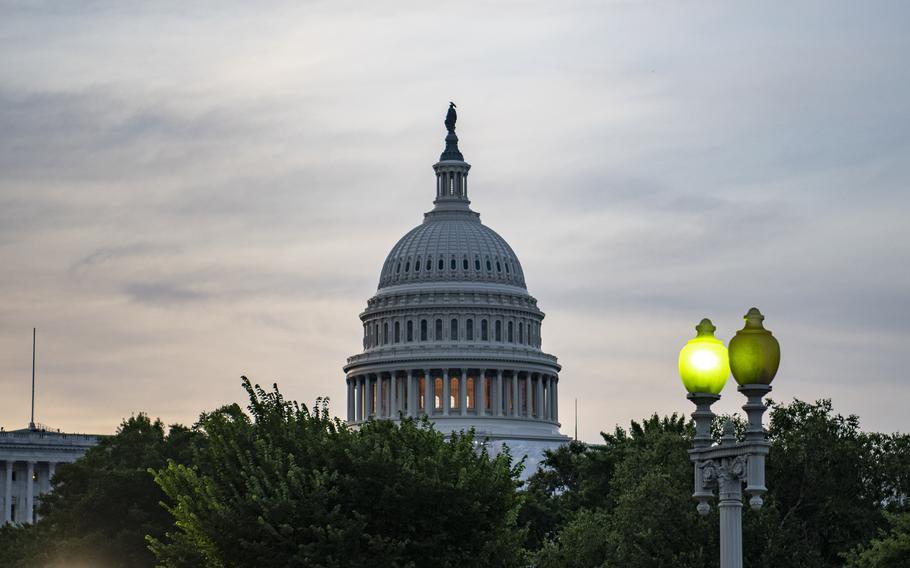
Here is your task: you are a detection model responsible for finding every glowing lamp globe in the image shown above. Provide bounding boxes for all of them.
[728,307,780,385]
[679,318,730,395]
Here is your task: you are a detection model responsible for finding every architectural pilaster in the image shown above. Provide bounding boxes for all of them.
[376,374,384,418]
[536,375,545,419]
[512,372,520,417]
[407,370,416,417]
[495,370,503,417]
[525,374,533,417]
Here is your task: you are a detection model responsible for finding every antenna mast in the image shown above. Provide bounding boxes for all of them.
[30,327,36,430]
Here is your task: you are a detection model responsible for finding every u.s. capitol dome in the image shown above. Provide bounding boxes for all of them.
[344,105,569,472]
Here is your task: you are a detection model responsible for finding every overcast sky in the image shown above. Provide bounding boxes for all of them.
[1,1,908,441]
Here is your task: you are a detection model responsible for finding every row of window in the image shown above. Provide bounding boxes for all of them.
[363,317,541,348]
[387,254,516,278]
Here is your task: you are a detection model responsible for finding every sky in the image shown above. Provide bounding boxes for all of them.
[1,1,908,442]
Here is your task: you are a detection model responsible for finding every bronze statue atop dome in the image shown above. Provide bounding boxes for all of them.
[445,102,457,132]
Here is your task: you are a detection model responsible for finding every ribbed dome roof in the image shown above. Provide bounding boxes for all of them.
[378,214,526,289]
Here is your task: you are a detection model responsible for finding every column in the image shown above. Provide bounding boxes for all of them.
[477,372,486,417]
[536,375,545,419]
[424,369,433,416]
[347,378,355,422]
[376,375,384,418]
[3,460,11,524]
[719,470,744,568]
[389,372,398,419]
[460,370,468,416]
[553,377,559,421]
[495,370,503,417]
[407,371,416,417]
[442,370,450,416]
[512,372,520,417]
[525,373,534,418]
[48,462,57,486]
[354,377,362,421]
[25,461,35,524]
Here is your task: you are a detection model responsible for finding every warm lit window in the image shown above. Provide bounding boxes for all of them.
[450,376,459,409]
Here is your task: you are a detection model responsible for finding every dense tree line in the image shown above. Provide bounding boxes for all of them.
[0,379,907,567]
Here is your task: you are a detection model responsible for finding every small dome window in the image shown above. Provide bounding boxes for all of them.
[438,258,444,270]
[415,259,421,271]
[405,261,410,273]
[463,258,469,270]
[426,257,432,271]
[496,261,502,272]
[451,258,457,270]
[505,262,510,274]
[474,258,481,271]
[396,261,401,274]
[486,259,492,271]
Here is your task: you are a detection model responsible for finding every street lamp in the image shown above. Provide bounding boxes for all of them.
[680,308,780,568]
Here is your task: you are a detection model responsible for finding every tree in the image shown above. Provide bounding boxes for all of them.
[844,512,910,567]
[150,377,526,568]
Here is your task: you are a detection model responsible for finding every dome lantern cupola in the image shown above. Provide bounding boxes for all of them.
[432,102,472,213]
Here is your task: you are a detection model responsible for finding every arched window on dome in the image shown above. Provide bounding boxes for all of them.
[435,318,443,341]
[496,260,502,273]
[383,322,388,345]
[450,318,458,341]
[475,257,481,271]
[415,259,421,271]
[486,258,492,271]
[462,257,469,270]
[396,261,401,274]
[426,257,432,271]
[504,262,510,274]
[519,322,524,344]
[394,321,401,343]
[438,258,444,270]
[481,319,488,341]
[420,319,428,341]
[508,321,514,343]
[466,319,474,341]
[450,258,456,270]
[405,260,410,273]
[495,320,502,342]
[406,320,414,342]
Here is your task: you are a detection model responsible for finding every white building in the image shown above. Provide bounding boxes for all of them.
[0,425,98,524]
[344,105,569,475]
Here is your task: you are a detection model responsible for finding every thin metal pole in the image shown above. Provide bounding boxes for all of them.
[30,327,36,429]
[574,398,578,441]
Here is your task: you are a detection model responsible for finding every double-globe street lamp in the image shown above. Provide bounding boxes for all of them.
[678,308,781,568]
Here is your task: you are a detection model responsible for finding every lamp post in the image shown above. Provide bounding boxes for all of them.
[678,308,780,568]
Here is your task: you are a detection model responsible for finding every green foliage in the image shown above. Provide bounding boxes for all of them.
[0,414,201,568]
[149,377,525,568]
[844,512,910,567]
[523,400,910,568]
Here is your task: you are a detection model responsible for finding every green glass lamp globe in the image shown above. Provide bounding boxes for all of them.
[729,307,780,385]
[678,318,730,395]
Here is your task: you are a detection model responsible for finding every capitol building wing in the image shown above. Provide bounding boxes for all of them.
[343,106,568,468]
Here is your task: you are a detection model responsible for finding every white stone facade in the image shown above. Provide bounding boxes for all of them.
[0,428,98,524]
[344,110,569,475]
